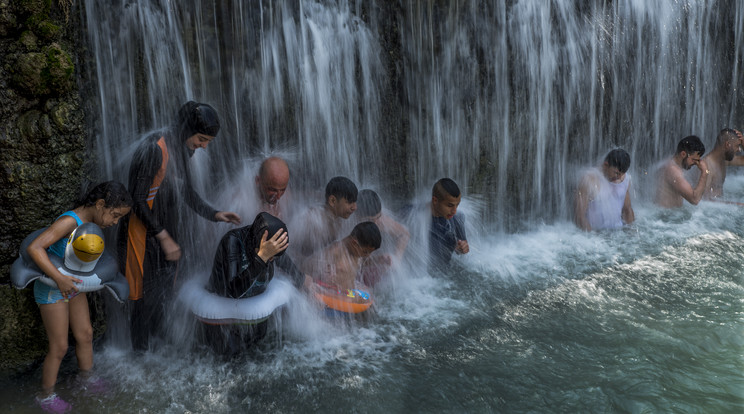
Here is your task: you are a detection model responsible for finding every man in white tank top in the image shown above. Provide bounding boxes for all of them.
[574,149,635,231]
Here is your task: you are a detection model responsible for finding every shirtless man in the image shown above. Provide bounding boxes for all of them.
[313,222,381,291]
[574,149,634,231]
[655,135,709,208]
[702,128,744,200]
[255,157,290,218]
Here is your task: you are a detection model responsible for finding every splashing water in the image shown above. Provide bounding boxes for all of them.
[3,1,743,412]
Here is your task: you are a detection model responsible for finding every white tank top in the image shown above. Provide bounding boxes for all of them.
[586,170,630,230]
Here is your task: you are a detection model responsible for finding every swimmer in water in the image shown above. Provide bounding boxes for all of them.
[429,178,469,269]
[702,128,744,200]
[655,135,709,208]
[574,149,635,231]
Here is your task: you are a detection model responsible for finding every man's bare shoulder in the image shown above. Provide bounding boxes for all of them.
[657,158,683,181]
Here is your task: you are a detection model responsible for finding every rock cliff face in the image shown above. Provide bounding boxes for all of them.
[0,0,105,372]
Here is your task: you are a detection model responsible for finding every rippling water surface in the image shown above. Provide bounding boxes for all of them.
[3,177,744,413]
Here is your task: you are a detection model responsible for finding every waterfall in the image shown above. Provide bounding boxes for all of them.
[80,0,743,231]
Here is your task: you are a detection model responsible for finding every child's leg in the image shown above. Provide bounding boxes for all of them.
[68,293,93,372]
[39,301,70,393]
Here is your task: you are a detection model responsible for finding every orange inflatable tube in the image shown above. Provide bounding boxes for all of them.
[313,281,373,314]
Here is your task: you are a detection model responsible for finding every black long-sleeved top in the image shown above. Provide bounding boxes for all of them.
[208,226,304,299]
[127,131,218,237]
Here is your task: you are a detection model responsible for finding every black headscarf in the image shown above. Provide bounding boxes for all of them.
[249,212,288,257]
[176,101,220,141]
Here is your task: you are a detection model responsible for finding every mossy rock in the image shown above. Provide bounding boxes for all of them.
[16,0,52,16]
[50,101,79,132]
[0,285,46,372]
[26,13,60,42]
[11,51,48,95]
[43,43,73,93]
[12,43,73,97]
[0,3,19,38]
[18,30,39,51]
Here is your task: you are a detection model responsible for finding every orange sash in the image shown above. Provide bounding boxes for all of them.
[125,137,169,300]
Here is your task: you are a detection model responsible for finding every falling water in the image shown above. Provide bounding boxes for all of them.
[2,0,742,412]
[79,0,743,229]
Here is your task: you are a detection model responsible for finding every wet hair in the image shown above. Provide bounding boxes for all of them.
[716,128,739,145]
[350,221,381,250]
[432,178,461,199]
[676,135,705,156]
[325,176,358,203]
[249,212,288,257]
[604,149,631,173]
[77,181,132,209]
[357,189,381,217]
[176,101,220,140]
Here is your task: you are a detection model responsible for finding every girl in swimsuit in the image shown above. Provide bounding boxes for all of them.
[27,181,131,413]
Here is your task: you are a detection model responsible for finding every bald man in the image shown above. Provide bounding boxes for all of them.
[255,157,290,218]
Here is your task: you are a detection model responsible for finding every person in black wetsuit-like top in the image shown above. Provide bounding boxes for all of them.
[429,178,469,270]
[118,101,241,351]
[208,212,307,298]
[204,212,309,356]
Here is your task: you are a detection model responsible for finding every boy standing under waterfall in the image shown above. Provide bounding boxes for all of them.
[655,135,709,208]
[292,176,358,273]
[356,189,410,287]
[308,221,382,291]
[574,149,635,231]
[118,101,241,351]
[429,178,469,269]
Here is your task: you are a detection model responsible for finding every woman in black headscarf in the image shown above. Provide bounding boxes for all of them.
[208,212,306,298]
[119,101,242,351]
[204,213,307,356]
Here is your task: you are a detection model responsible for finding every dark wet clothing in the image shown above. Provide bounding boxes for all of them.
[118,130,218,350]
[121,131,218,238]
[208,225,304,299]
[429,213,467,269]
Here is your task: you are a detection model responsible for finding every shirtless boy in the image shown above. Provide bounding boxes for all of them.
[313,222,381,291]
[294,176,358,271]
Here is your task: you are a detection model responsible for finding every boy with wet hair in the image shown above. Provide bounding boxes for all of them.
[429,178,469,269]
[356,189,410,286]
[655,135,709,208]
[311,221,382,290]
[574,148,635,231]
[294,176,359,272]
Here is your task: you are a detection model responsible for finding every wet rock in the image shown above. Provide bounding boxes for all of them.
[11,43,73,96]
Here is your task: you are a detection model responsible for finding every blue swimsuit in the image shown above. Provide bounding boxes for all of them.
[34,211,84,304]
